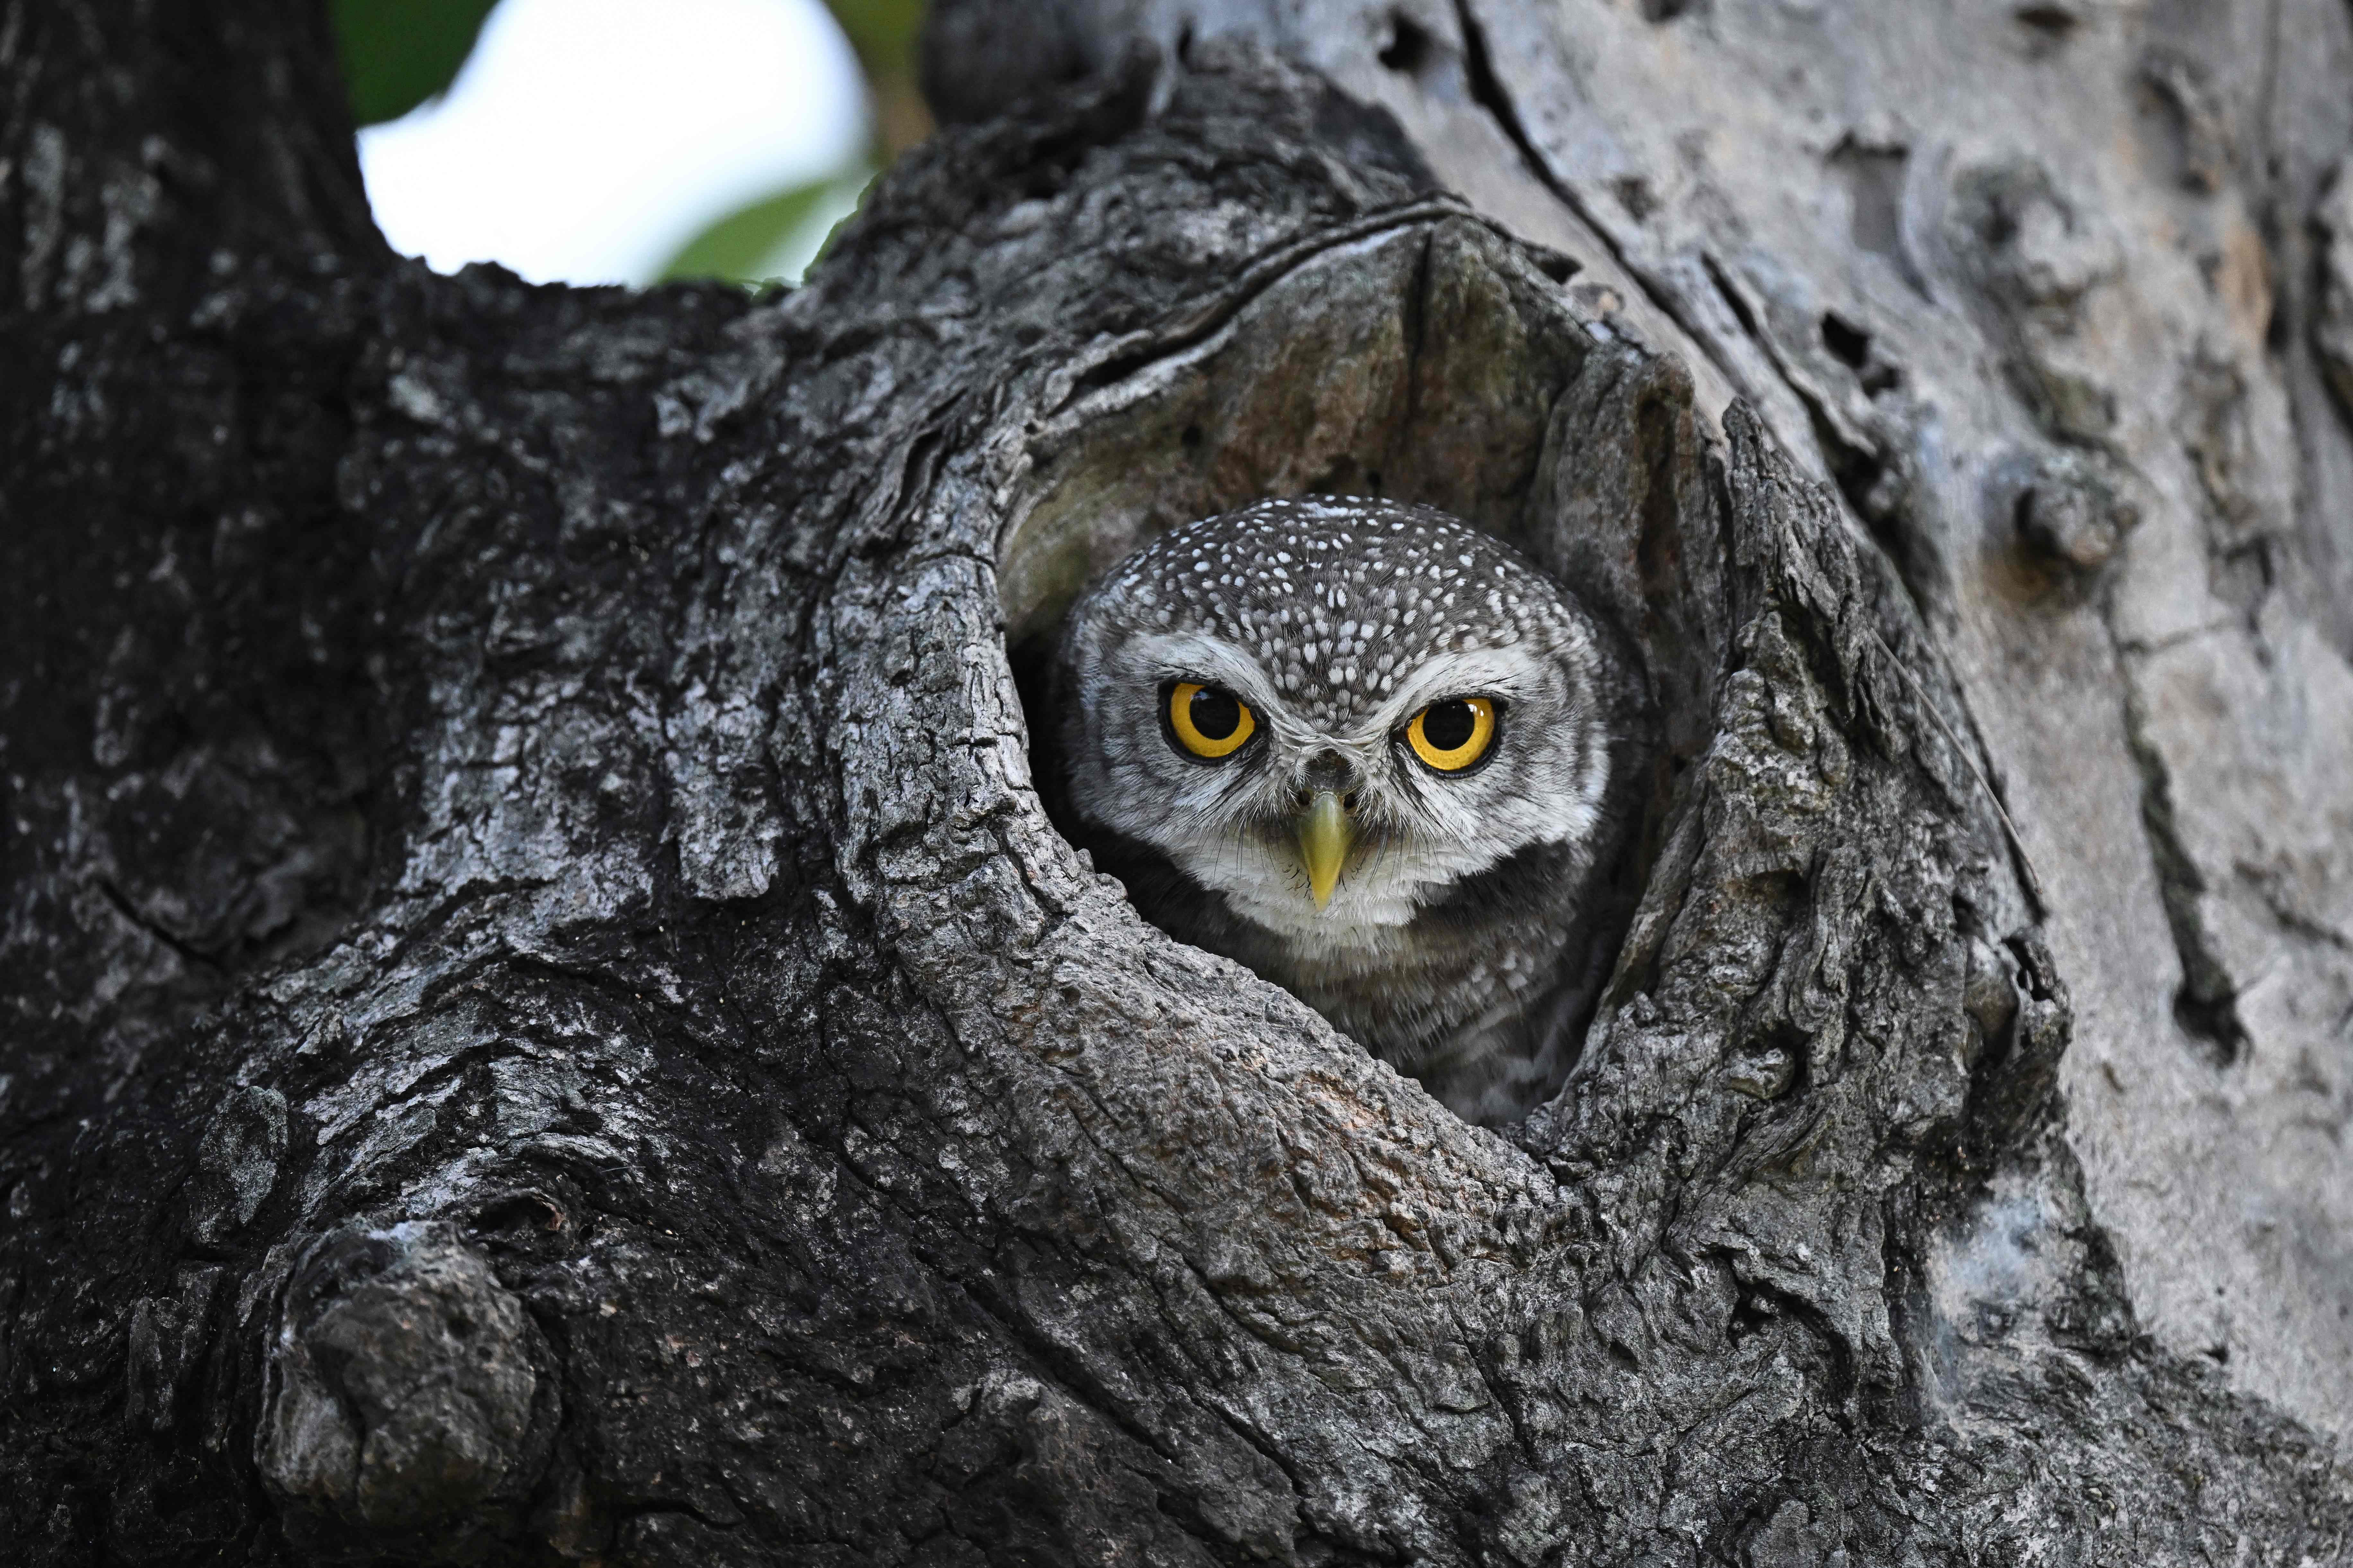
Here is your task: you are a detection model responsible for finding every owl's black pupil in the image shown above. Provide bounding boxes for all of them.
[1190,687,1242,741]
[1423,700,1477,751]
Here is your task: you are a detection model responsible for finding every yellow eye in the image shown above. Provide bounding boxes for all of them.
[1405,696,1497,772]
[1168,682,1257,759]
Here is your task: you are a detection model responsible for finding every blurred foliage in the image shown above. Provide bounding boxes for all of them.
[828,0,933,161]
[825,0,925,86]
[333,0,501,127]
[657,170,872,284]
[656,0,926,284]
[332,0,927,285]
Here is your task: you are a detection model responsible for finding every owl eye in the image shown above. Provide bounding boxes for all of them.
[1167,681,1257,760]
[1404,696,1497,773]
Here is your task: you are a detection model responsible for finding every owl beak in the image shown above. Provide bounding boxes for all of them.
[1295,789,1354,911]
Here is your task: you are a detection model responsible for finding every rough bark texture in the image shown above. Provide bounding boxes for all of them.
[3,2,2349,1565]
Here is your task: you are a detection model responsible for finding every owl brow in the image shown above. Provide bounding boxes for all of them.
[1153,655,1277,711]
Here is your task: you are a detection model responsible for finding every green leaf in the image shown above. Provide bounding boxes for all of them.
[822,0,926,80]
[658,178,851,285]
[333,0,502,128]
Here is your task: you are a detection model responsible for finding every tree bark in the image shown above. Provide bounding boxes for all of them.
[4,1,2350,1564]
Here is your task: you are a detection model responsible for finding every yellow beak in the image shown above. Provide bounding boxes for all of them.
[1295,790,1354,911]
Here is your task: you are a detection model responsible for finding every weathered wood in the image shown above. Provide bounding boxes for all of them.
[936,0,2353,1446]
[3,1,2349,1563]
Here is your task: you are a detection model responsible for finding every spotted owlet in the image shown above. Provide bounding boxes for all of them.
[1054,497,1617,1125]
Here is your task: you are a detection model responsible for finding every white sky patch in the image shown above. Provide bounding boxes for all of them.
[358,0,865,286]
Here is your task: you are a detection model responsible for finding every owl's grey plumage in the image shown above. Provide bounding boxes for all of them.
[1054,496,1616,1125]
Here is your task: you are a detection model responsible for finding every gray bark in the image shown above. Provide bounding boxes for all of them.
[2,2,2349,1565]
[956,0,2353,1444]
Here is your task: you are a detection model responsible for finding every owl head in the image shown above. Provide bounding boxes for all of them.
[1055,497,1611,954]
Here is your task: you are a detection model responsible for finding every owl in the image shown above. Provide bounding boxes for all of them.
[1053,496,1617,1125]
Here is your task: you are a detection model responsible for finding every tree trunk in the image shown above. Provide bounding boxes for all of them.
[4,0,2350,1562]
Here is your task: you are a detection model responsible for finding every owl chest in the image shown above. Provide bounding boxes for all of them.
[1264,901,1572,1072]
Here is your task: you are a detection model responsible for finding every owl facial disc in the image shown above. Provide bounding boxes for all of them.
[1058,496,1609,946]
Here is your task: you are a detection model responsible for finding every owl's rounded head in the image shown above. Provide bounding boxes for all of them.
[1056,497,1611,954]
